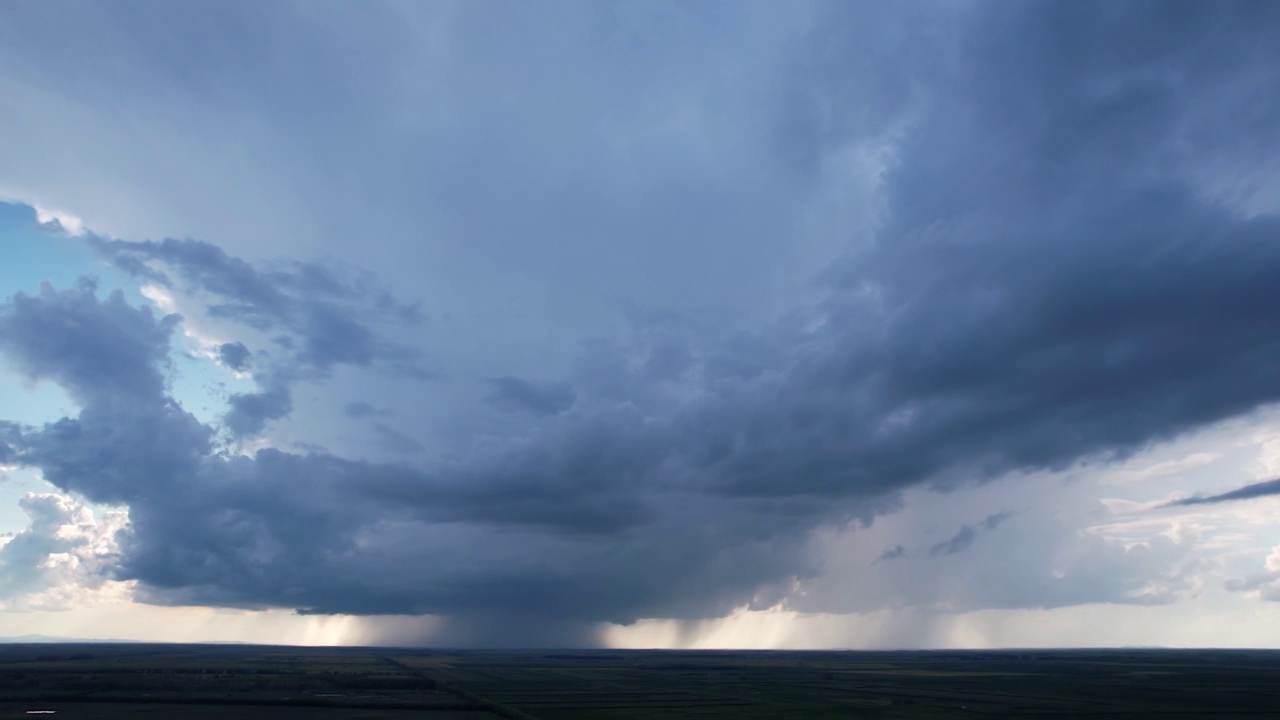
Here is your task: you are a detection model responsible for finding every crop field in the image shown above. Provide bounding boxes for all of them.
[2,645,1279,718]
[391,648,1280,718]
[0,644,500,719]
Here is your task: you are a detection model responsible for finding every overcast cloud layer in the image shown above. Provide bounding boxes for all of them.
[3,0,1280,646]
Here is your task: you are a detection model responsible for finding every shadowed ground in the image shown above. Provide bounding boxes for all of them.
[2,644,1279,718]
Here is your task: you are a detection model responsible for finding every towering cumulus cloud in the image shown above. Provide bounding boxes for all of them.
[1,0,1279,645]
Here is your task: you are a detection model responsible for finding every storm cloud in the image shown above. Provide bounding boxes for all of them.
[217,341,251,372]
[224,386,293,438]
[88,237,431,430]
[2,0,1280,644]
[93,238,425,371]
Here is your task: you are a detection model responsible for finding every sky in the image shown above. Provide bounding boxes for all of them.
[3,0,1280,649]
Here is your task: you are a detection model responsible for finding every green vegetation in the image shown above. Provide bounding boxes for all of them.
[1,645,1278,718]
[0,644,494,719]
[388,648,1280,718]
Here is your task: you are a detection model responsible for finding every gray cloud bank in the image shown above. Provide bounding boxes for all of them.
[3,1,1280,644]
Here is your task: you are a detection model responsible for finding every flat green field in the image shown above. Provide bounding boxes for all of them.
[2,644,1279,718]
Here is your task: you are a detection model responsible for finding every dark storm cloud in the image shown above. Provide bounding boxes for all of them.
[0,284,211,504]
[485,376,577,416]
[3,1,1280,642]
[0,279,808,633]
[93,238,287,317]
[1167,478,1280,507]
[86,236,429,435]
[681,0,1280,504]
[89,236,426,376]
[0,279,178,404]
[0,286,730,624]
[217,341,251,371]
[223,387,293,438]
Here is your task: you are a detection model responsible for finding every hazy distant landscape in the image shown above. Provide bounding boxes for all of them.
[2,643,1279,718]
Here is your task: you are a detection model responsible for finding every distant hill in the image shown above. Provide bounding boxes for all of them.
[0,636,253,645]
[0,634,141,644]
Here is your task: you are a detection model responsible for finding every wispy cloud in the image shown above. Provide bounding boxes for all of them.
[877,512,1017,562]
[1167,478,1280,507]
